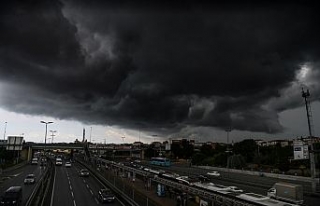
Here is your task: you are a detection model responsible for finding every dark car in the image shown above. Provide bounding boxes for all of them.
[97,188,115,203]
[79,169,89,177]
[40,158,47,166]
[0,186,22,206]
[198,175,210,182]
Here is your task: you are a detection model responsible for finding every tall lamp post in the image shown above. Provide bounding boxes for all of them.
[40,121,53,154]
[3,122,7,142]
[225,127,232,168]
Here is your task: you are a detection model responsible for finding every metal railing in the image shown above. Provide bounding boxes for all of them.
[25,159,55,206]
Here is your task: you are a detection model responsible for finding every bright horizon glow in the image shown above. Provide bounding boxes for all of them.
[0,108,155,144]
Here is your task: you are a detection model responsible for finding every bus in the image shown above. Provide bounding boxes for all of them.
[150,157,171,167]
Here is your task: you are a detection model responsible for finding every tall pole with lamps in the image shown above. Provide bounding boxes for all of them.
[40,121,53,154]
[3,122,7,143]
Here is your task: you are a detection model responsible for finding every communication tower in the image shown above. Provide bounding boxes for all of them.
[301,88,316,192]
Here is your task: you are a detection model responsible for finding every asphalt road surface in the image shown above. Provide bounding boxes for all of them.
[0,163,45,205]
[51,161,123,206]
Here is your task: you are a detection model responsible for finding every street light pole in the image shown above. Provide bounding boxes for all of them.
[3,122,7,142]
[40,121,53,154]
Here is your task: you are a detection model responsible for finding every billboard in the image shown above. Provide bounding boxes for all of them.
[293,140,309,160]
[6,136,24,151]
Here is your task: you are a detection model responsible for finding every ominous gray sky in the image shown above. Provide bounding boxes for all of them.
[1,0,320,142]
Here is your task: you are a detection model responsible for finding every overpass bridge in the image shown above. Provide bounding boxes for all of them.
[24,142,85,150]
[19,142,145,161]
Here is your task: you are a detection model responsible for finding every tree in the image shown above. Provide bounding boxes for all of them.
[191,153,206,165]
[233,139,257,163]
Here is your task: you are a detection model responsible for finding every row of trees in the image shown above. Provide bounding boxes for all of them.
[144,139,319,175]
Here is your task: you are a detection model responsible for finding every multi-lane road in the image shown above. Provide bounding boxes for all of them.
[1,159,319,206]
[51,162,123,206]
[150,163,320,206]
[0,164,45,205]
[0,161,124,206]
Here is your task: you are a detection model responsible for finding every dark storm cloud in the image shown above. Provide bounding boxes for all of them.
[1,0,320,136]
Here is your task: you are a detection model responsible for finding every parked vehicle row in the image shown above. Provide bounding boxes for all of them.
[102,159,302,206]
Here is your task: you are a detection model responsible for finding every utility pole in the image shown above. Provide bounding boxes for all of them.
[302,88,316,192]
[3,122,7,142]
[50,130,57,144]
[225,127,232,169]
[40,121,53,154]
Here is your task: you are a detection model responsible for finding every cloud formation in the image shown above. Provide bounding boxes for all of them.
[1,0,320,139]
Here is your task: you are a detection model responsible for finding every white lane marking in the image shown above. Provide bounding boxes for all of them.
[73,199,77,206]
[11,172,23,177]
[71,191,74,198]
[94,197,99,204]
[50,167,57,206]
[89,189,93,195]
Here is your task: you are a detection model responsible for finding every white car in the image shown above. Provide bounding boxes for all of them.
[176,176,199,186]
[227,186,244,193]
[207,171,220,177]
[24,174,36,184]
[65,162,71,167]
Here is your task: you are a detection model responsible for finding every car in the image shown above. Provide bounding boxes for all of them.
[227,186,244,193]
[24,174,36,184]
[198,175,210,182]
[55,158,63,166]
[31,157,38,165]
[65,162,71,167]
[207,171,220,177]
[176,176,199,186]
[79,169,89,177]
[97,188,115,203]
[40,158,47,166]
[0,186,22,206]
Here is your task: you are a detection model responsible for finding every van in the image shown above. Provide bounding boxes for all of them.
[0,186,22,206]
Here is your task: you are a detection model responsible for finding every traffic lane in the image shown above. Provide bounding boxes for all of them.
[66,164,99,206]
[164,164,320,206]
[52,165,76,206]
[0,164,44,205]
[73,163,123,206]
[22,165,46,205]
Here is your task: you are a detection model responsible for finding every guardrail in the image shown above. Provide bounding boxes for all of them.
[25,159,55,206]
[95,158,300,206]
[77,159,142,206]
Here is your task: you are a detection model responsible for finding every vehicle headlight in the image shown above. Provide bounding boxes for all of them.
[12,201,16,204]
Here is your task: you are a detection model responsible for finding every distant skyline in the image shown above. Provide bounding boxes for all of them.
[1,1,320,144]
[1,101,319,144]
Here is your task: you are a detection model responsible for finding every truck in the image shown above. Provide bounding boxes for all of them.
[267,182,303,204]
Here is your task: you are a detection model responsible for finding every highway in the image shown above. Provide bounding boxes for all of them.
[0,163,45,205]
[51,161,123,206]
[148,162,320,206]
[1,158,319,206]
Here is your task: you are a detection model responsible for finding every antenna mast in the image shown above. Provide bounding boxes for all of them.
[301,88,316,192]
